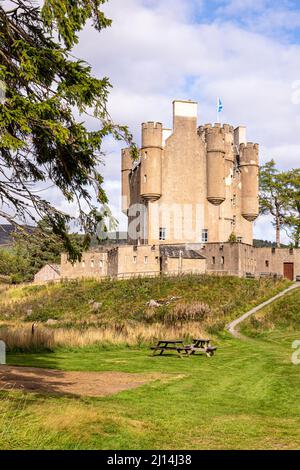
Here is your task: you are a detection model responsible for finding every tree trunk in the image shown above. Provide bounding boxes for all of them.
[276,221,281,248]
[275,203,281,248]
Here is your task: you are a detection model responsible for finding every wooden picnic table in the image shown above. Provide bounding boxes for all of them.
[188,338,217,357]
[150,338,217,358]
[151,340,190,358]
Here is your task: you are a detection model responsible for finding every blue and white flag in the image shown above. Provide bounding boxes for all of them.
[217,98,223,113]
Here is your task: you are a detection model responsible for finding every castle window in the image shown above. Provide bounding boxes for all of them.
[99,260,103,269]
[221,256,225,265]
[133,256,137,264]
[144,151,148,159]
[155,256,159,263]
[265,260,269,268]
[237,237,243,243]
[144,174,147,183]
[144,256,148,264]
[202,229,208,243]
[159,227,166,241]
[212,256,216,265]
[289,248,294,255]
[91,260,94,268]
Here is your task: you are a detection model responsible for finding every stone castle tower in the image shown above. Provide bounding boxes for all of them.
[121,100,259,246]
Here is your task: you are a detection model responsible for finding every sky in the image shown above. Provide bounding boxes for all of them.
[49,0,300,242]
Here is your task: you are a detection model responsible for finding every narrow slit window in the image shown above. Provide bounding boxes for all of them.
[159,227,166,241]
[202,229,208,243]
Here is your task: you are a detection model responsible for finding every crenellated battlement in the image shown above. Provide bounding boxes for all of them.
[198,123,234,135]
[222,124,234,133]
[141,121,163,150]
[240,143,259,167]
[240,142,259,150]
[142,122,163,130]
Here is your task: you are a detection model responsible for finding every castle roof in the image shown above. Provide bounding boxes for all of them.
[159,245,206,259]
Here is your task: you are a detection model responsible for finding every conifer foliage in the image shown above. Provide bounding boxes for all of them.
[0,1,136,260]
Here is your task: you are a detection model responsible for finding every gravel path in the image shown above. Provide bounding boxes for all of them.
[226,283,300,339]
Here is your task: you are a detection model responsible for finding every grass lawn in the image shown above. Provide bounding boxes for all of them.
[1,332,300,450]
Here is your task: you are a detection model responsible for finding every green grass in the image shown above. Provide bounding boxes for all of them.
[0,276,298,449]
[241,285,300,338]
[0,275,290,329]
[1,333,300,450]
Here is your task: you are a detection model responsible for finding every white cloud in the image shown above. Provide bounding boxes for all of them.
[64,0,300,241]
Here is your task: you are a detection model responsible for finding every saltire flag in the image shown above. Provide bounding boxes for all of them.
[217,98,223,113]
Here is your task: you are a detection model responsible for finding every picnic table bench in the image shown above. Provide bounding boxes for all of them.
[151,340,191,358]
[151,338,217,358]
[188,338,217,357]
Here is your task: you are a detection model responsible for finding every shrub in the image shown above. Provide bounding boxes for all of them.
[165,302,211,325]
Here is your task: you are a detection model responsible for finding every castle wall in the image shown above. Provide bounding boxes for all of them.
[255,247,300,280]
[127,164,148,244]
[162,256,206,275]
[199,242,257,276]
[108,245,160,278]
[59,244,300,281]
[61,252,108,279]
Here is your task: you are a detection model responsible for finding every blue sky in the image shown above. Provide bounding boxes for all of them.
[178,0,300,42]
[47,0,300,243]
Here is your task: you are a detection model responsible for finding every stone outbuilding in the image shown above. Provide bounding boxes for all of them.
[34,263,61,283]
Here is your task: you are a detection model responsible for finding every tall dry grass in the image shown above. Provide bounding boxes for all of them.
[0,325,55,351]
[0,322,207,351]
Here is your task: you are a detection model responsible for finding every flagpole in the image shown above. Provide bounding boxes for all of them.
[216,97,219,124]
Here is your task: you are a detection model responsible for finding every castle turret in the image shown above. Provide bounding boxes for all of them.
[121,148,132,214]
[240,143,259,221]
[140,122,162,201]
[206,124,226,205]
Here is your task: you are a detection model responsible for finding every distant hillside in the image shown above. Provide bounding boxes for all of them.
[0,225,16,246]
[253,239,289,248]
[0,224,35,246]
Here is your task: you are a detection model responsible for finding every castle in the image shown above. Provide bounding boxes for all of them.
[122,100,258,246]
[56,100,300,282]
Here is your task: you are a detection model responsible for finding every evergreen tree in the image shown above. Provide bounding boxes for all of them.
[0,1,137,261]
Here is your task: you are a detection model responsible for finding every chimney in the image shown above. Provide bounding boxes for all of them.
[173,100,198,133]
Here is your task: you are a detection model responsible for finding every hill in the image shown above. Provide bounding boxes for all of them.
[253,239,289,248]
[241,285,300,336]
[0,225,16,246]
[0,275,290,349]
[0,224,35,246]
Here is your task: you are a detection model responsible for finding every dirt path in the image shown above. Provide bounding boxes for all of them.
[226,283,300,339]
[0,365,162,397]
